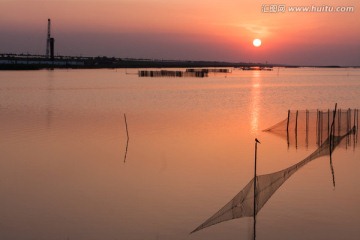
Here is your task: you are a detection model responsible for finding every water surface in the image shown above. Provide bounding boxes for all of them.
[0,68,359,240]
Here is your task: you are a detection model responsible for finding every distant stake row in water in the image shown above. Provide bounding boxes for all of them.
[138,68,231,78]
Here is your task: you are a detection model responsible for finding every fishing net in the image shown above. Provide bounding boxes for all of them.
[191,107,359,234]
[263,109,358,148]
[191,127,356,233]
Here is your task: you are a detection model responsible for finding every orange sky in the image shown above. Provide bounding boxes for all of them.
[1,0,359,65]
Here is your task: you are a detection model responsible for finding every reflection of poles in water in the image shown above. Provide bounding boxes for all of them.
[254,138,260,240]
[355,109,358,147]
[329,153,336,189]
[123,113,130,163]
[46,72,55,129]
[123,138,129,163]
[124,113,129,140]
[253,214,256,240]
[320,111,323,145]
[306,109,309,149]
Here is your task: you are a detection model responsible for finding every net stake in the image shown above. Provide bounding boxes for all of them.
[254,138,260,240]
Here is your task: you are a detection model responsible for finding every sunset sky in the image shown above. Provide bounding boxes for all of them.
[1,0,359,66]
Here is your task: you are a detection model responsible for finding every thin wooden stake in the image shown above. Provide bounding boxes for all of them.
[330,103,337,156]
[328,109,330,140]
[329,103,337,189]
[338,109,341,136]
[254,140,257,218]
[357,109,359,143]
[316,109,319,145]
[295,110,298,149]
[319,111,322,145]
[123,114,130,163]
[287,110,290,148]
[286,110,290,133]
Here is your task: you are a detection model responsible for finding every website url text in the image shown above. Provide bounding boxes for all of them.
[262,5,355,13]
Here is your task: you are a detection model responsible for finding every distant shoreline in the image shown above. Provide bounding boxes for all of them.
[0,54,359,70]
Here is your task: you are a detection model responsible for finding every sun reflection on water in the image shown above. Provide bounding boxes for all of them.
[250,71,262,135]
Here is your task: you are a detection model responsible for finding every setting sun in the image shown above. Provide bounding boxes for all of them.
[253,39,262,47]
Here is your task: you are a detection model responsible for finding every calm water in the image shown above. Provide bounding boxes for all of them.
[0,68,359,240]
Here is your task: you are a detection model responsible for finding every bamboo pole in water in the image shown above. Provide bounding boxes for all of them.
[320,110,323,144]
[353,109,356,150]
[328,109,330,140]
[316,109,319,146]
[123,114,130,163]
[295,110,298,134]
[287,110,290,148]
[295,110,298,148]
[357,109,358,144]
[286,110,290,132]
[306,110,309,148]
[254,138,260,240]
[330,103,337,155]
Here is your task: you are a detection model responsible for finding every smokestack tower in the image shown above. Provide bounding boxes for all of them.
[46,19,51,58]
[50,38,55,60]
